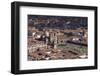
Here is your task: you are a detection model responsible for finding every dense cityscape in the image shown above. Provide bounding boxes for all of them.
[28,15,88,61]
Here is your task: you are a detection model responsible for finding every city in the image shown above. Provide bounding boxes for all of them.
[28,15,88,61]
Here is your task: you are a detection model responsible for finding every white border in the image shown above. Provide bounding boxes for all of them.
[20,6,95,70]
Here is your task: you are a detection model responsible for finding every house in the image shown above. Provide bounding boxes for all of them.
[72,37,80,41]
